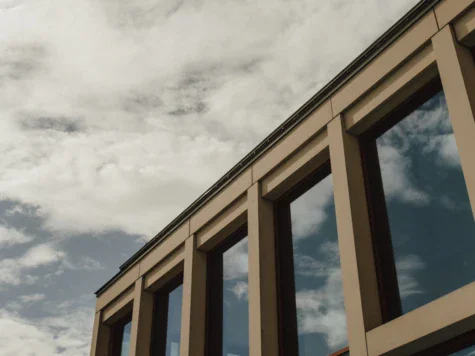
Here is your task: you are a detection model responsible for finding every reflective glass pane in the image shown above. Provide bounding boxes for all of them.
[222,237,249,356]
[289,174,348,355]
[165,285,182,356]
[376,90,475,314]
[451,345,475,356]
[121,321,131,356]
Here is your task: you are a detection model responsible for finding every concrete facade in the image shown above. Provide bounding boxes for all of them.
[91,1,475,355]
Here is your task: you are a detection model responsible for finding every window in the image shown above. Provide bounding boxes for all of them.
[110,314,132,356]
[276,164,348,356]
[152,275,183,356]
[206,226,249,356]
[362,80,475,321]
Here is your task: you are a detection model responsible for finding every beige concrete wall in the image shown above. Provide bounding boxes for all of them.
[91,3,475,356]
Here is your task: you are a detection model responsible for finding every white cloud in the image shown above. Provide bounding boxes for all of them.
[75,256,104,271]
[0,225,33,248]
[230,281,248,301]
[5,293,46,311]
[19,293,46,303]
[377,144,430,205]
[0,0,419,238]
[0,304,94,356]
[223,238,248,281]
[290,175,334,240]
[0,243,64,286]
[295,268,347,350]
[395,254,425,299]
[377,92,464,206]
[293,240,347,350]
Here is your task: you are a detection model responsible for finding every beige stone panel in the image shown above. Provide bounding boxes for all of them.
[328,116,382,355]
[435,0,475,29]
[433,26,475,218]
[129,277,154,356]
[180,235,207,356]
[345,44,438,135]
[139,221,189,277]
[252,101,332,183]
[102,286,134,324]
[96,264,140,312]
[90,311,111,356]
[197,195,247,251]
[367,282,475,356]
[247,183,279,356]
[262,133,329,201]
[190,169,252,234]
[454,6,475,46]
[144,246,184,291]
[332,12,438,116]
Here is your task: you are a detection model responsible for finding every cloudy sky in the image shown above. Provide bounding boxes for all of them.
[0,0,421,354]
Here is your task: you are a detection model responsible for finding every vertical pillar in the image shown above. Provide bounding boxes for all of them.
[433,25,475,218]
[90,310,111,356]
[129,277,154,356]
[247,183,279,356]
[180,235,207,356]
[328,116,382,355]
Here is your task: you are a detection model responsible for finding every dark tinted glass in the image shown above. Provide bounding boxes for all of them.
[120,321,131,356]
[289,174,348,355]
[376,91,475,314]
[451,345,475,356]
[165,285,182,356]
[222,237,249,356]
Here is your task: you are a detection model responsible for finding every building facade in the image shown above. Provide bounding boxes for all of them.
[90,0,475,355]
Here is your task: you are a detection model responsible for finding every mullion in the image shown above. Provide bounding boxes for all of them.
[275,202,299,356]
[360,139,402,322]
[109,314,132,356]
[110,323,125,356]
[152,291,170,356]
[205,245,224,355]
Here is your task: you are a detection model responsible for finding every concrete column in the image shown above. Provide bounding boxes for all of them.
[90,310,111,356]
[129,277,154,356]
[247,182,279,356]
[328,115,382,355]
[433,25,475,218]
[180,235,207,356]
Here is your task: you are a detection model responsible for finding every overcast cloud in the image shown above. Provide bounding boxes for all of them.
[0,0,419,354]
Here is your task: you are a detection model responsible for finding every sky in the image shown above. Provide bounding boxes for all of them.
[0,0,423,354]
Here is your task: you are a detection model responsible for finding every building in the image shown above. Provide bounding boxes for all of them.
[90,0,475,355]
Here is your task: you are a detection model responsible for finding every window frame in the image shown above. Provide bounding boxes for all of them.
[274,161,349,356]
[205,223,248,356]
[151,272,184,356]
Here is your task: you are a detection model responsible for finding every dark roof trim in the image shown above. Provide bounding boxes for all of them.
[96,0,440,296]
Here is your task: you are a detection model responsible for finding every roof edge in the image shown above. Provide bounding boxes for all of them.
[96,0,440,296]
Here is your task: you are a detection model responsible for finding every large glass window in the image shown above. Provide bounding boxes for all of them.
[362,81,475,320]
[110,315,132,356]
[152,276,183,356]
[276,164,348,356]
[206,226,249,356]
